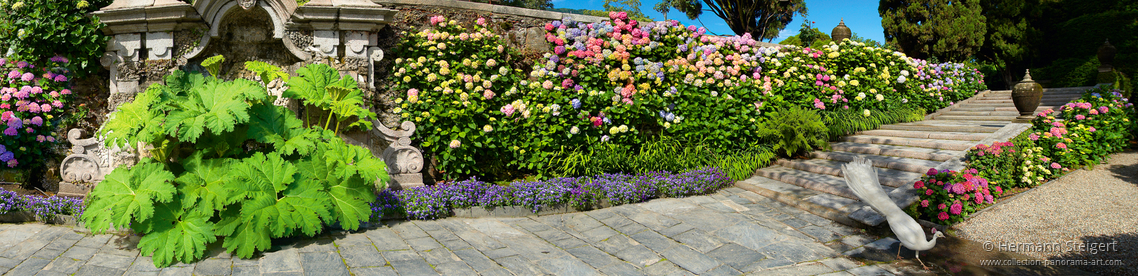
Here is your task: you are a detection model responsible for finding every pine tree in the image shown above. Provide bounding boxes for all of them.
[880,0,986,62]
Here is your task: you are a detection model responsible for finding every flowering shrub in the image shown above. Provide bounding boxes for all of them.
[0,0,111,76]
[1028,86,1135,169]
[965,140,1058,189]
[0,57,76,168]
[391,14,986,179]
[0,188,84,220]
[371,167,732,220]
[912,168,995,225]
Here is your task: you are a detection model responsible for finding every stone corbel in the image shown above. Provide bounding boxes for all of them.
[146,32,175,60]
[310,29,339,58]
[369,120,424,189]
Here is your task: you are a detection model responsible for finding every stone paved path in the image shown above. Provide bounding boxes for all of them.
[736,87,1090,227]
[0,188,930,276]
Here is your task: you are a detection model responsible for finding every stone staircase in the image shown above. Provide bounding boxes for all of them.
[736,87,1090,227]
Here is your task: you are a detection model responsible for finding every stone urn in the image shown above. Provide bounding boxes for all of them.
[1098,39,1117,69]
[831,19,851,42]
[1012,70,1043,121]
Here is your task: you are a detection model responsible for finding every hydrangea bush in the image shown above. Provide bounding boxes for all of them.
[912,168,995,225]
[392,14,986,179]
[1029,86,1135,168]
[0,57,75,168]
[371,167,732,220]
[965,141,1059,190]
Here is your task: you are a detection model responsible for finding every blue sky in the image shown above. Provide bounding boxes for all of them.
[551,0,886,44]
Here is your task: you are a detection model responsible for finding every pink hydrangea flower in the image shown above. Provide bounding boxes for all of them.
[1051,162,1061,169]
[20,72,33,81]
[30,116,42,126]
[1028,133,1039,141]
[949,203,963,215]
[1075,114,1086,120]
[1056,143,1067,149]
[925,189,934,195]
[938,212,949,221]
[938,203,947,210]
[920,200,929,207]
[914,181,925,189]
[53,75,66,82]
[927,168,938,176]
[6,70,19,79]
[500,104,515,117]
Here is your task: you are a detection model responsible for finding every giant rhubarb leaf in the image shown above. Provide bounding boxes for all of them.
[136,200,217,267]
[81,159,176,233]
[247,103,318,155]
[164,79,265,143]
[175,152,235,217]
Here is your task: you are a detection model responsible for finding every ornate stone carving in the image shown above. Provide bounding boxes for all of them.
[57,129,138,198]
[238,0,257,10]
[147,32,176,60]
[370,121,425,189]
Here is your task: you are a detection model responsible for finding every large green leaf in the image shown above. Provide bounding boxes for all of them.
[100,84,167,148]
[219,207,271,259]
[245,60,289,84]
[136,200,217,268]
[164,79,265,143]
[175,153,235,216]
[247,103,318,155]
[326,173,372,231]
[321,136,388,189]
[298,146,372,230]
[81,159,176,233]
[235,152,297,195]
[284,63,342,109]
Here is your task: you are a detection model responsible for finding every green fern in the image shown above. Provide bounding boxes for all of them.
[769,107,830,157]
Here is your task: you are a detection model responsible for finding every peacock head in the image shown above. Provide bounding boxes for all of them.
[931,228,945,239]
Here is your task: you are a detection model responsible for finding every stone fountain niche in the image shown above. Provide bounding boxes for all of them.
[57,0,424,198]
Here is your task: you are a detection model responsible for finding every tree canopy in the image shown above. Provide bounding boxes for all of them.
[662,0,808,41]
[879,0,986,62]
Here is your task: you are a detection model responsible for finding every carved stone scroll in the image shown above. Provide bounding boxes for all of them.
[370,120,425,189]
[57,129,138,198]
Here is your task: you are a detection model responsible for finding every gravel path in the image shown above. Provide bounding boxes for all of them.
[956,150,1138,276]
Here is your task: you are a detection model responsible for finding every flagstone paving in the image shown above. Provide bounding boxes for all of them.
[0,187,932,276]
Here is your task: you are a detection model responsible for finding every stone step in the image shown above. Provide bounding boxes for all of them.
[811,150,949,174]
[935,115,1020,121]
[878,123,1001,133]
[979,92,1082,99]
[969,99,1074,105]
[841,135,980,151]
[829,142,963,162]
[954,105,1061,112]
[734,177,866,226]
[856,129,988,141]
[900,120,1010,128]
[774,159,922,188]
[938,110,1021,116]
[754,166,861,199]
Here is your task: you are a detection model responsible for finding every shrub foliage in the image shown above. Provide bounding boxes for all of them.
[83,58,388,267]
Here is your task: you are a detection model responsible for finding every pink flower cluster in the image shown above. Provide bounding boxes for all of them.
[0,56,73,168]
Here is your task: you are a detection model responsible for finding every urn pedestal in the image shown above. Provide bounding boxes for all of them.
[1011,70,1043,123]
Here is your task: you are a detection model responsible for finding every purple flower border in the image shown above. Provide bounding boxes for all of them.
[0,188,83,221]
[372,167,733,220]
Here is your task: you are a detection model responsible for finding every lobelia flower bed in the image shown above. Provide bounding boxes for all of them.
[0,188,83,224]
[370,167,732,220]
